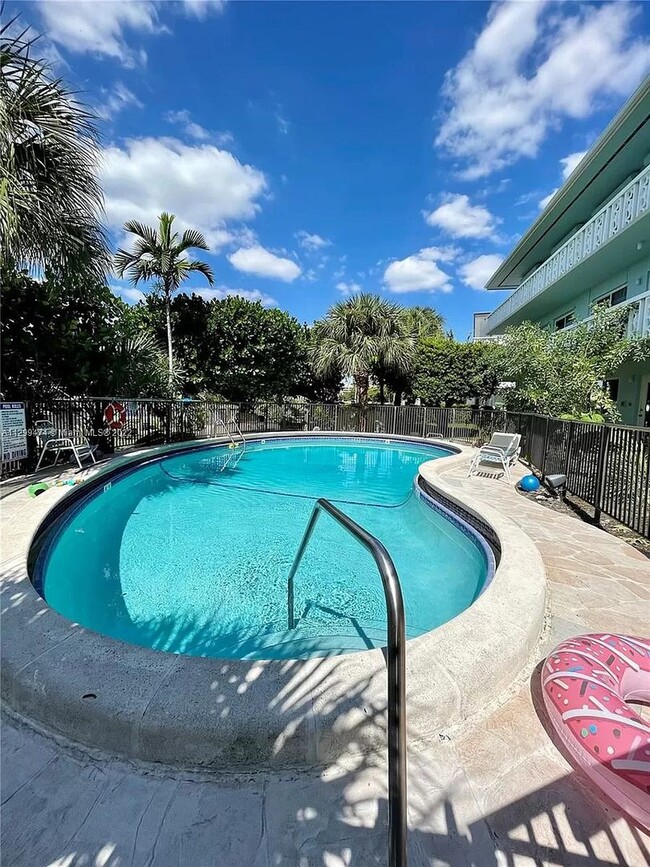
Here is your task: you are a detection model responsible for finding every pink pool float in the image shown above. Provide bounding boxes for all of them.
[542,633,650,830]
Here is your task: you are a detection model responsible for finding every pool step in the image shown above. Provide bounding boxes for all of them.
[208,618,422,659]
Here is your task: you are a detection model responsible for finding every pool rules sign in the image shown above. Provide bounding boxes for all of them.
[0,402,28,463]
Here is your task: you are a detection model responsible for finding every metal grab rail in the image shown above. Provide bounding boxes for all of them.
[286,498,408,866]
[215,414,246,471]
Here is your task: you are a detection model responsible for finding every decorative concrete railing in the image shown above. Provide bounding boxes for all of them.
[486,163,650,334]
[470,333,504,343]
[627,291,650,338]
[559,290,650,339]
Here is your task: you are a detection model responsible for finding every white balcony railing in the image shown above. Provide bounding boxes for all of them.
[486,163,650,334]
[470,334,505,343]
[626,291,650,338]
[545,290,650,339]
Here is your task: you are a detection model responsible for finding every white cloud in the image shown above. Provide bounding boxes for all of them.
[296,231,332,252]
[424,194,498,239]
[36,0,225,63]
[164,109,233,145]
[100,137,267,250]
[37,1,161,66]
[191,287,277,307]
[539,149,589,210]
[560,150,588,181]
[459,254,504,291]
[181,0,227,19]
[383,247,455,294]
[336,281,362,296]
[436,2,650,179]
[539,189,557,211]
[110,283,145,305]
[96,82,142,120]
[165,109,210,141]
[275,109,289,135]
[228,246,301,282]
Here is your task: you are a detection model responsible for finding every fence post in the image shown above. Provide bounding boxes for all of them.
[541,416,550,477]
[165,403,172,444]
[594,424,611,525]
[563,421,575,479]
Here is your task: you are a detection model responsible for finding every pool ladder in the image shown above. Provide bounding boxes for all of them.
[215,413,246,472]
[286,498,408,866]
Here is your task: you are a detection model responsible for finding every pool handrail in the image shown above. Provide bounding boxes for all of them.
[286,497,408,867]
[215,413,246,469]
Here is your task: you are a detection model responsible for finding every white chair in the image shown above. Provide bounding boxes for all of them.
[467,432,521,482]
[34,419,97,472]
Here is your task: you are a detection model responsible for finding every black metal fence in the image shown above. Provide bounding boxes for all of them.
[4,397,649,538]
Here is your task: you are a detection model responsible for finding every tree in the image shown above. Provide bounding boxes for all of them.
[292,326,343,403]
[204,296,307,402]
[383,305,445,404]
[132,292,315,401]
[311,294,416,424]
[498,305,650,420]
[0,266,172,399]
[135,292,212,396]
[411,336,501,406]
[0,13,108,277]
[114,213,215,383]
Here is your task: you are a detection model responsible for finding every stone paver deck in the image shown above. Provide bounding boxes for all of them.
[1,453,649,866]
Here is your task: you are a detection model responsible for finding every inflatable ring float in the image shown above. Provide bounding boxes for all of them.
[28,482,50,497]
[542,633,650,830]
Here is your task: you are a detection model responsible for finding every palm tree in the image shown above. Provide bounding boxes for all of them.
[0,13,108,276]
[386,305,445,405]
[400,305,444,339]
[115,212,215,382]
[312,294,415,425]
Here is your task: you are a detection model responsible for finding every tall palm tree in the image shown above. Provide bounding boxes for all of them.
[312,294,415,423]
[0,13,108,276]
[115,212,215,382]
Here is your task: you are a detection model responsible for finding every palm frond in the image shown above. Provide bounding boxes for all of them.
[123,220,159,248]
[1,11,108,275]
[175,228,209,254]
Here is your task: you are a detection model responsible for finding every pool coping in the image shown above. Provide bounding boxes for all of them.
[0,432,546,771]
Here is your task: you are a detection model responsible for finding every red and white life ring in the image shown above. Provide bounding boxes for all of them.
[103,401,127,430]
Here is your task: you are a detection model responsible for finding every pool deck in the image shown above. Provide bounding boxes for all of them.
[1,446,649,866]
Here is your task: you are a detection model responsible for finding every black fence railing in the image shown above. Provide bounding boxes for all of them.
[4,398,649,539]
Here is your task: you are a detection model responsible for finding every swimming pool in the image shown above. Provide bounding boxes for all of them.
[33,436,493,660]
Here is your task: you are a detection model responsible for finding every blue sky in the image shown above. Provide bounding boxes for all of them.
[20,0,650,338]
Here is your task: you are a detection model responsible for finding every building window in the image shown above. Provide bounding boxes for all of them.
[605,378,619,403]
[595,285,627,309]
[555,311,575,331]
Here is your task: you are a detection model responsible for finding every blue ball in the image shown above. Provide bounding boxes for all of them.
[520,474,540,492]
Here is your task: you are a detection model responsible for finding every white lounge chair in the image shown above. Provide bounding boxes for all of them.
[34,419,97,472]
[467,432,521,483]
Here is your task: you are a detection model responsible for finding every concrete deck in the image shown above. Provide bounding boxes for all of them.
[1,448,649,866]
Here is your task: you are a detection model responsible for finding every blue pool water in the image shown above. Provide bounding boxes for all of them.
[35,437,491,660]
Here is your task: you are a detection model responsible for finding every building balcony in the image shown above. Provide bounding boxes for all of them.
[485,163,650,334]
[546,289,650,339]
[470,334,505,343]
[626,290,650,338]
